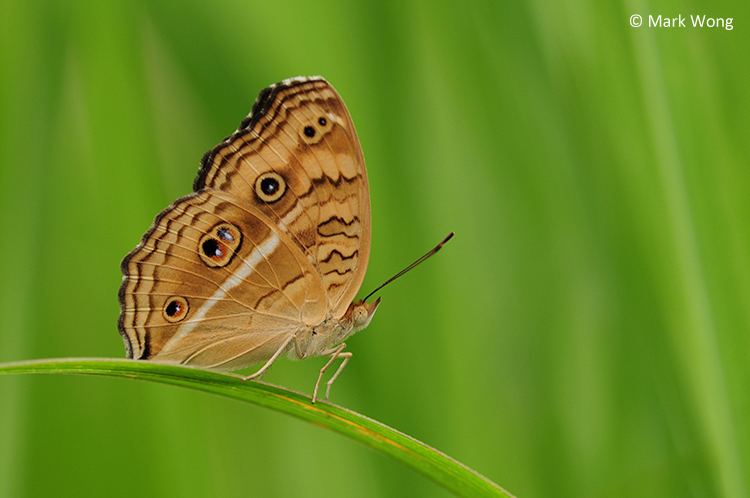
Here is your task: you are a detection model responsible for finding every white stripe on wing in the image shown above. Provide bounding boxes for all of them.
[160,232,281,354]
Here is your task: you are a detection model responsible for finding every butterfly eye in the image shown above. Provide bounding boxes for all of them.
[163,296,189,323]
[198,223,242,267]
[255,172,286,203]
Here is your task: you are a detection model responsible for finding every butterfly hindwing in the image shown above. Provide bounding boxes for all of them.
[119,190,327,368]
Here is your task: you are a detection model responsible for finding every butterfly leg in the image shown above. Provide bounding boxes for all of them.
[325,351,352,400]
[312,343,349,403]
[241,333,295,381]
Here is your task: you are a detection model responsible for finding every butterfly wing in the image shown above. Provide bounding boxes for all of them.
[119,76,371,368]
[195,76,371,317]
[119,190,327,369]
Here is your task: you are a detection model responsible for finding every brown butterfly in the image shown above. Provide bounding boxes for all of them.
[118,76,451,402]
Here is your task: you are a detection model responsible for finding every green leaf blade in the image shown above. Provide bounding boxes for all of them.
[0,358,513,498]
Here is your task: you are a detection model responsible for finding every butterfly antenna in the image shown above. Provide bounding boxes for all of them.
[363,232,455,302]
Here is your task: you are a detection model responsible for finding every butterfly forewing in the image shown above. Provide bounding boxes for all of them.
[195,77,371,316]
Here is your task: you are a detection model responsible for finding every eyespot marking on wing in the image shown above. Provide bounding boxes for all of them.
[198,222,243,267]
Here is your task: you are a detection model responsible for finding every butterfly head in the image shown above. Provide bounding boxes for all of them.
[346,297,382,333]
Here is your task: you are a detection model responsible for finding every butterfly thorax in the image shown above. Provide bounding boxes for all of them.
[293,298,381,359]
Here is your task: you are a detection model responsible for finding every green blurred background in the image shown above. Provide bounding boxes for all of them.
[1,0,748,496]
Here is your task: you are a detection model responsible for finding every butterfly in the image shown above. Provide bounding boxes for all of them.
[118,76,451,402]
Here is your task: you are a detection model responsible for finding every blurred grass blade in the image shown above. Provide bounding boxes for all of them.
[0,358,513,498]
